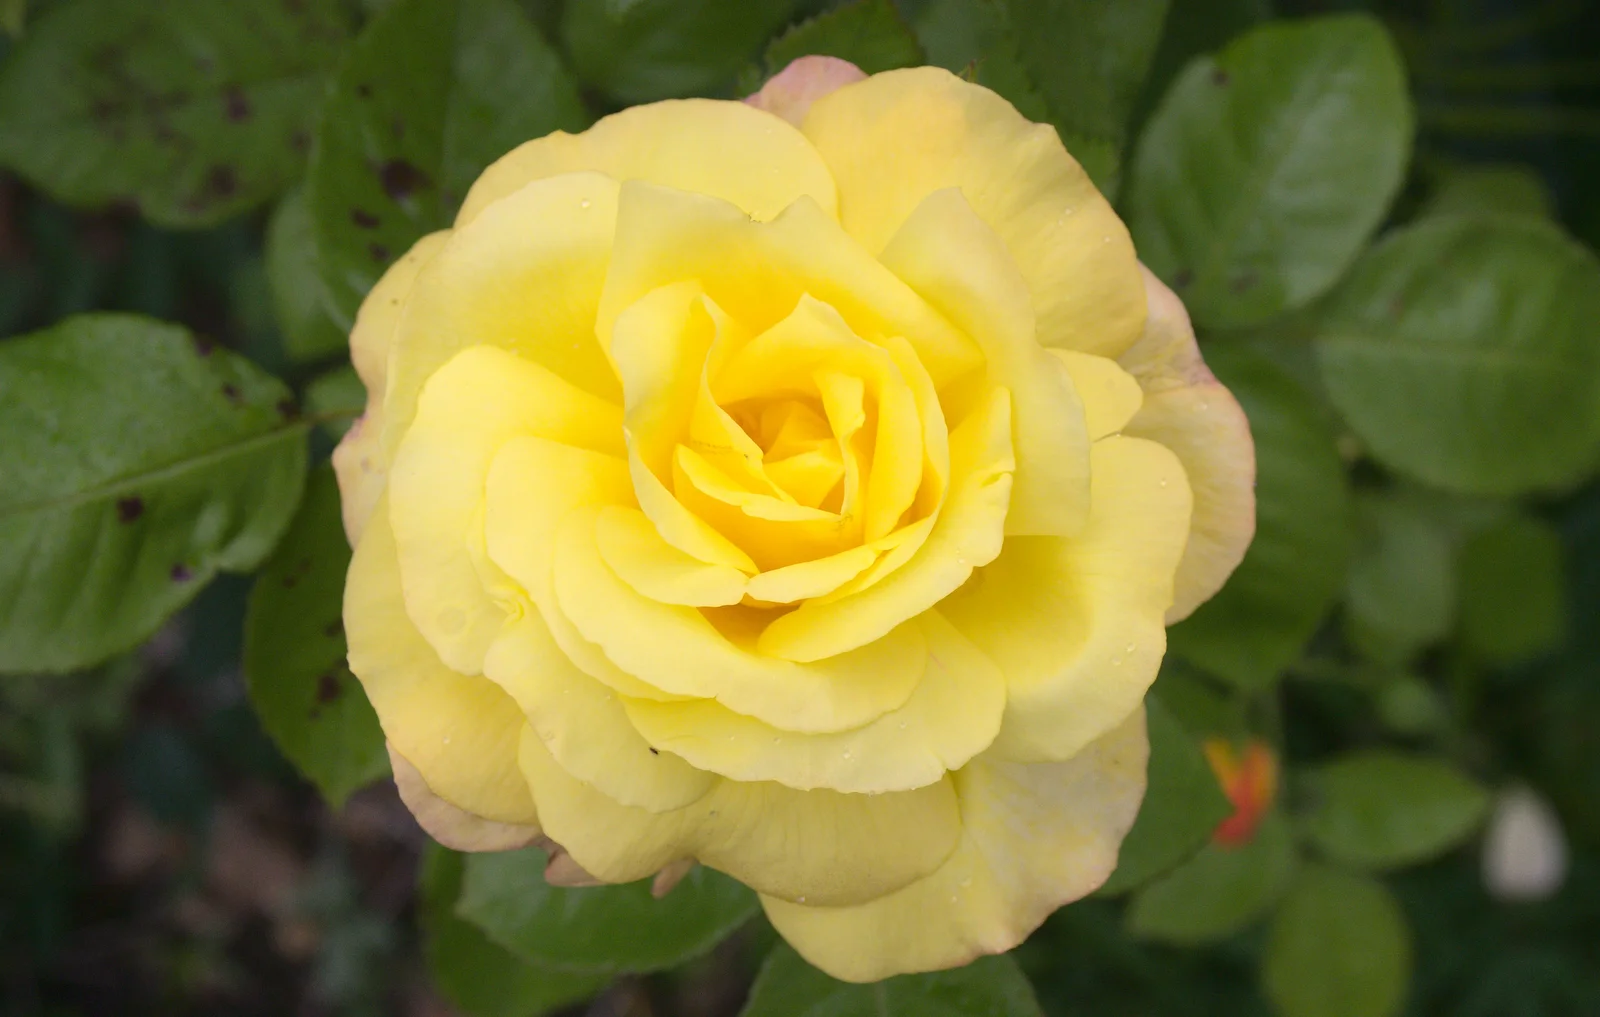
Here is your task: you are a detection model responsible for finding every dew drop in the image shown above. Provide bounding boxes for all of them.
[1159,478,1169,488]
[842,751,853,760]
[580,199,591,209]
[1111,656,1123,666]
[798,896,806,903]
[443,736,452,745]
[960,877,973,888]
[1126,643,1136,654]
[898,721,907,730]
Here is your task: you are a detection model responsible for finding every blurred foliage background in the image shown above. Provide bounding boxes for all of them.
[2,0,1600,1015]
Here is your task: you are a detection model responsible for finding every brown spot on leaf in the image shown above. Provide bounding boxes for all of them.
[1172,268,1194,290]
[277,398,299,420]
[1229,273,1258,294]
[378,159,430,203]
[290,129,311,154]
[171,564,193,582]
[1212,68,1230,86]
[116,496,144,522]
[351,209,380,229]
[193,335,215,356]
[368,242,390,263]
[222,383,243,404]
[355,83,372,99]
[206,165,237,199]
[223,85,251,122]
[323,619,344,638]
[316,672,343,705]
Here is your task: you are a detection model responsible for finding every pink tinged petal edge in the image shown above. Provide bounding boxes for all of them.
[1119,266,1257,623]
[745,56,868,127]
[388,744,542,853]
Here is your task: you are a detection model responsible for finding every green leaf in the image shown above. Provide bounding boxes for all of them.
[763,0,923,78]
[1373,675,1449,738]
[1126,811,1296,945]
[1,0,25,37]
[1262,865,1411,1017]
[1344,492,1456,664]
[1130,0,1272,132]
[1098,694,1232,896]
[1456,513,1566,664]
[0,0,351,227]
[308,0,589,328]
[305,365,366,441]
[266,189,347,365]
[741,942,1044,1017]
[0,314,307,674]
[1168,344,1352,690]
[1423,162,1553,221]
[907,0,1052,124]
[562,0,800,104]
[422,847,609,1017]
[1315,215,1600,495]
[1150,659,1251,739]
[1301,751,1490,872]
[458,846,758,974]
[1005,0,1171,194]
[1128,14,1412,329]
[243,466,387,808]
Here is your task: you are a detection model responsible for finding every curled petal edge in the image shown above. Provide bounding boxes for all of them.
[1118,266,1257,623]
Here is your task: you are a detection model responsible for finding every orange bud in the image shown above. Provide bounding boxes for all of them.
[1203,738,1278,847]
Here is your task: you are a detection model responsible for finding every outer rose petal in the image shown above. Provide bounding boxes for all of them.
[763,708,1148,983]
[1052,349,1144,441]
[344,498,537,825]
[388,346,622,676]
[745,55,868,127]
[941,437,1191,764]
[802,67,1147,358]
[332,231,449,544]
[388,744,541,852]
[1118,266,1256,622]
[384,172,623,460]
[484,614,715,813]
[457,99,838,227]
[519,728,963,907]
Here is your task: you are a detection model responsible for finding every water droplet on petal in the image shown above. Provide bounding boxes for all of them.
[842,751,852,760]
[580,199,591,209]
[1111,656,1122,666]
[442,736,451,745]
[1159,478,1169,488]
[1126,643,1136,654]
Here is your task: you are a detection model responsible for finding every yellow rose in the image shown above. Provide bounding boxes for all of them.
[333,58,1254,983]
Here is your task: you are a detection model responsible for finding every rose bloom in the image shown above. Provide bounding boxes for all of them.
[334,57,1254,982]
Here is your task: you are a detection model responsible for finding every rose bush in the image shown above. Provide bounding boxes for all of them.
[333,57,1254,982]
